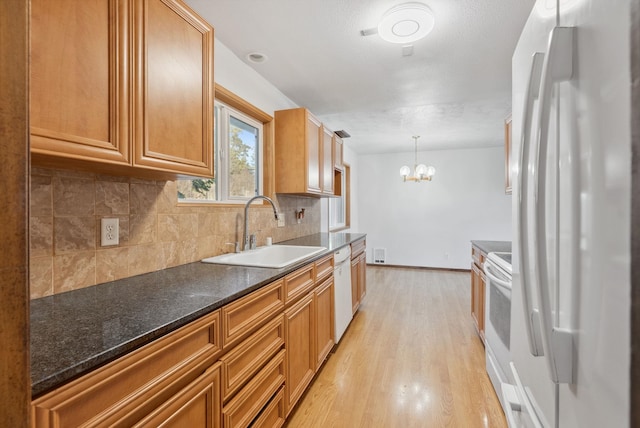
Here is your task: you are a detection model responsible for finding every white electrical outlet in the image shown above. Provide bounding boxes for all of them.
[277,213,285,228]
[101,218,119,246]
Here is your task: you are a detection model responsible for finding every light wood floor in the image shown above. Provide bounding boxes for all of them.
[285,266,507,428]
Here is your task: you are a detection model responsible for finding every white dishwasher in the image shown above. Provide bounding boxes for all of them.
[333,246,352,343]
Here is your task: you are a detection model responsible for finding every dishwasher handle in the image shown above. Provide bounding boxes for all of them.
[334,246,352,265]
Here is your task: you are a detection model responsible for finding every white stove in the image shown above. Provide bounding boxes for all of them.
[483,251,513,414]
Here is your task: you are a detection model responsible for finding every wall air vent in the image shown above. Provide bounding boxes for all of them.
[334,130,351,138]
[373,248,386,264]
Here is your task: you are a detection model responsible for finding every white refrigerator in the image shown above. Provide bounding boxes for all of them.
[508,0,631,427]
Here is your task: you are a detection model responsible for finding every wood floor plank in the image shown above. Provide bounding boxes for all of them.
[285,266,507,428]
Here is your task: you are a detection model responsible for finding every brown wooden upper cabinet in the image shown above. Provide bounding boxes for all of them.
[30,0,214,179]
[321,125,335,195]
[334,135,344,168]
[274,108,336,197]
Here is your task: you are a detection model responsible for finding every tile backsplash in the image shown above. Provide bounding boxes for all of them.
[29,167,321,299]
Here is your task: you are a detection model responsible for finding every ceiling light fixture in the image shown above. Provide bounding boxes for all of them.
[377,2,435,44]
[246,52,268,63]
[400,136,436,182]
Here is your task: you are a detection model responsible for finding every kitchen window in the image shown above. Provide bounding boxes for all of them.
[329,164,350,231]
[177,99,263,203]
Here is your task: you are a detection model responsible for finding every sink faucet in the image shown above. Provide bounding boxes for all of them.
[243,195,279,251]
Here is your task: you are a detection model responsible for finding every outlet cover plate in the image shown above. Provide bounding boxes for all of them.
[101,218,119,246]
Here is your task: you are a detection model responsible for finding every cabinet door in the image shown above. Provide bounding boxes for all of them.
[306,112,322,193]
[284,293,315,415]
[334,136,343,168]
[315,277,334,368]
[479,269,486,340]
[357,253,367,302]
[351,257,360,315]
[321,125,334,194]
[132,0,214,177]
[134,363,221,428]
[30,0,130,165]
[471,263,485,342]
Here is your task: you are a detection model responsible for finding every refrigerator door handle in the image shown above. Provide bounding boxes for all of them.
[534,26,575,384]
[507,362,546,428]
[517,51,545,357]
[500,383,522,428]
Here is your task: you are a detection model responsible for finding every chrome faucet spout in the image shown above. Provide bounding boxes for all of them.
[243,195,279,251]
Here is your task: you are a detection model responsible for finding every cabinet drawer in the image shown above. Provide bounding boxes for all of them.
[283,263,315,305]
[222,349,286,428]
[315,254,334,283]
[350,239,366,258]
[220,314,285,401]
[132,362,221,428]
[472,245,486,267]
[252,386,285,428]
[222,280,284,349]
[32,310,221,428]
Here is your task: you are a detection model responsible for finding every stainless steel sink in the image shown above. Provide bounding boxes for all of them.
[201,245,327,268]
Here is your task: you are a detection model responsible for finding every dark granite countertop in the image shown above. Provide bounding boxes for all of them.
[470,240,512,255]
[31,232,366,397]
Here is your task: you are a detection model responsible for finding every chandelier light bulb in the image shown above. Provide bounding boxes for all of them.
[399,136,435,183]
[415,164,428,177]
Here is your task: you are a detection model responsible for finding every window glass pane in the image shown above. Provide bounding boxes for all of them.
[330,197,344,226]
[329,169,346,229]
[177,99,262,204]
[228,115,258,199]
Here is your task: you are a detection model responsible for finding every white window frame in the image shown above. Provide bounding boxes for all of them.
[215,100,263,202]
[329,164,350,231]
[177,99,263,204]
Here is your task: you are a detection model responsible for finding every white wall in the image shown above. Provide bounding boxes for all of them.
[216,39,346,233]
[358,146,511,269]
[343,144,360,232]
[214,40,298,115]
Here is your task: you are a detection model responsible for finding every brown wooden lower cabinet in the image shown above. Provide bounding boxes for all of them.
[471,245,487,343]
[351,256,360,314]
[251,386,286,428]
[31,311,221,428]
[133,362,222,428]
[31,247,357,427]
[220,315,285,402]
[284,292,315,416]
[350,242,367,315]
[315,276,335,368]
[471,262,486,342]
[222,349,286,428]
[357,252,367,301]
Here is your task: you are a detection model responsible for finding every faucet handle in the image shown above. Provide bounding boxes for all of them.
[249,234,257,250]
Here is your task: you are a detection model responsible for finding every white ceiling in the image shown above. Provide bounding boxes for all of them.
[185,0,534,155]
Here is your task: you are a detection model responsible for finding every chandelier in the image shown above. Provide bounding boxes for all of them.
[400,136,436,182]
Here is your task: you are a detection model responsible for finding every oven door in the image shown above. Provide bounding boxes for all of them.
[484,257,513,411]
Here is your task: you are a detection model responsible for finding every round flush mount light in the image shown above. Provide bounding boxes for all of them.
[377,2,435,44]
[246,52,268,63]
